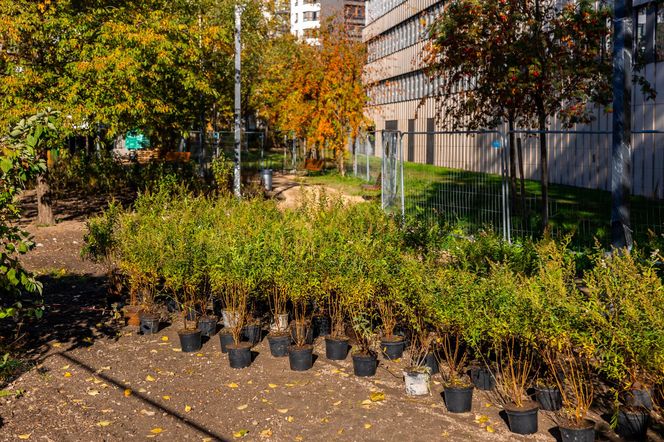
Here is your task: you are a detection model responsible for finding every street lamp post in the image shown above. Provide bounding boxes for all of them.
[233,3,243,198]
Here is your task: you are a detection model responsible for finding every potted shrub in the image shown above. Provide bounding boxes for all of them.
[138,274,160,335]
[196,291,217,338]
[224,283,251,368]
[266,283,290,357]
[324,288,350,361]
[403,322,434,397]
[347,278,378,377]
[439,332,474,413]
[377,298,405,360]
[495,337,539,435]
[542,343,595,442]
[583,250,663,438]
[288,299,314,371]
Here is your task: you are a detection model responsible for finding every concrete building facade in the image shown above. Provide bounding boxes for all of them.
[363,0,664,199]
[291,0,367,43]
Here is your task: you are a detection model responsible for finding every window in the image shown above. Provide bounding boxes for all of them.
[635,2,664,63]
[303,11,318,22]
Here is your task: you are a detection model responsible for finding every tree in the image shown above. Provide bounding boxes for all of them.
[424,0,612,230]
[0,111,51,322]
[0,0,269,142]
[253,21,369,175]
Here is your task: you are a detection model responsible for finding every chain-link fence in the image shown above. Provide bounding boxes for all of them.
[386,128,663,247]
[345,132,382,183]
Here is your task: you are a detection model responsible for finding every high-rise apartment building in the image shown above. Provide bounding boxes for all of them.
[291,0,367,43]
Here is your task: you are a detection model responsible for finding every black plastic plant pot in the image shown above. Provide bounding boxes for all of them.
[624,388,654,411]
[617,409,650,439]
[288,345,314,371]
[219,331,234,353]
[352,353,378,377]
[536,386,563,411]
[470,366,495,390]
[242,324,262,345]
[197,316,217,338]
[559,419,595,442]
[381,337,405,360]
[424,352,439,375]
[443,385,474,413]
[325,336,349,361]
[504,402,539,435]
[140,315,160,335]
[312,316,331,338]
[267,333,290,357]
[178,329,202,353]
[227,342,252,369]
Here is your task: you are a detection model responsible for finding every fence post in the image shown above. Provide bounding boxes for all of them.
[399,133,405,222]
[381,131,387,209]
[500,131,512,243]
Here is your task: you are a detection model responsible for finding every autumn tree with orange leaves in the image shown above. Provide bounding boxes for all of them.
[254,21,369,175]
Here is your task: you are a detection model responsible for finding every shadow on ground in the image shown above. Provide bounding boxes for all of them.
[0,272,120,388]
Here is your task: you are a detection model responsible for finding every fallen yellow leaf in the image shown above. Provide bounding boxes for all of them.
[486,426,495,433]
[277,408,289,414]
[337,428,344,435]
[332,400,342,406]
[475,415,489,424]
[196,353,204,357]
[364,423,372,429]
[161,336,168,341]
[145,375,156,382]
[227,383,239,389]
[87,389,100,396]
[162,395,171,400]
[286,416,294,423]
[233,429,249,438]
[236,404,248,410]
[259,428,273,437]
[61,365,70,370]
[360,399,372,406]
[185,405,192,412]
[268,383,278,388]
[294,436,303,441]
[97,420,112,427]
[124,389,132,397]
[52,343,62,348]
[247,380,253,385]
[285,383,295,387]
[320,417,329,423]
[172,348,181,352]
[370,392,385,402]
[63,372,72,378]
[18,434,31,440]
[150,427,163,434]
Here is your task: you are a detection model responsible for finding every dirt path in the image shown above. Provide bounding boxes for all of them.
[270,174,365,210]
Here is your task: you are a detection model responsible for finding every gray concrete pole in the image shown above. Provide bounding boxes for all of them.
[233,4,243,198]
[611,0,633,249]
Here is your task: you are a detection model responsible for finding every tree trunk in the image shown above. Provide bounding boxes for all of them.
[508,117,517,211]
[517,137,527,229]
[36,172,55,226]
[536,100,549,231]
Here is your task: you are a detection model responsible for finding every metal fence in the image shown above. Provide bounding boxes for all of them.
[379,129,664,247]
[345,132,382,183]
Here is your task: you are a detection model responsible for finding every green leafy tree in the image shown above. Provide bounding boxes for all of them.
[424,0,612,230]
[0,112,52,322]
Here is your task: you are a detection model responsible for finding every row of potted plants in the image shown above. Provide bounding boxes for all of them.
[83,186,663,439]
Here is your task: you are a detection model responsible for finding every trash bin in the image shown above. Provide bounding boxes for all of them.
[261,169,273,191]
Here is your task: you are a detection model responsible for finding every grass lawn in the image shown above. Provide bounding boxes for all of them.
[301,158,664,248]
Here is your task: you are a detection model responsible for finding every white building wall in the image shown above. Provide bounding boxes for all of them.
[291,0,321,44]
